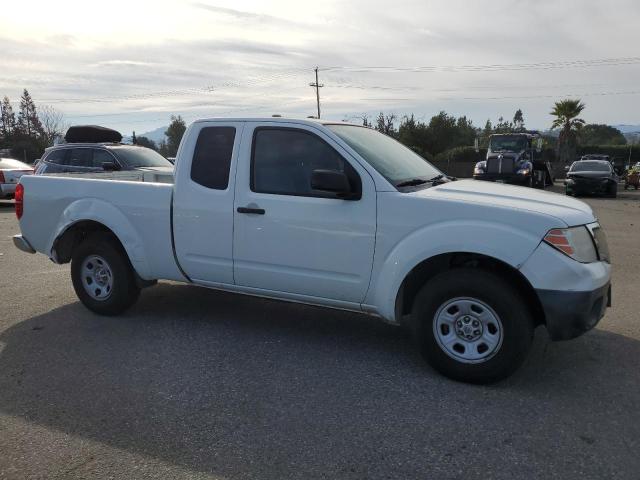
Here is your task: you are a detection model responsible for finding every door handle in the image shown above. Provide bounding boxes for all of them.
[237,206,265,215]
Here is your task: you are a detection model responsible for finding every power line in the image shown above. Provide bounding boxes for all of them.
[321,56,640,73]
[447,90,640,101]
[29,68,309,105]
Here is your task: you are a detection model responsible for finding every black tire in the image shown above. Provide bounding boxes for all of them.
[71,233,140,315]
[608,183,618,198]
[412,268,534,384]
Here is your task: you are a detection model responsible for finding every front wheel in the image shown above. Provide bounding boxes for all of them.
[412,269,534,384]
[71,233,141,315]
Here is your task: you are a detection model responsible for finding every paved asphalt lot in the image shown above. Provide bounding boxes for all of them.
[0,184,639,479]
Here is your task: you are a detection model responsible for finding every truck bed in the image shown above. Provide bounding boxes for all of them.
[19,175,182,281]
[38,169,174,184]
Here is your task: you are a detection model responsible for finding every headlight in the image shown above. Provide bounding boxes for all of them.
[473,162,486,175]
[591,225,610,263]
[516,168,530,175]
[544,226,598,263]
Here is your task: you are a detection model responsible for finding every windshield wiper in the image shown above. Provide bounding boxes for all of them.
[426,174,446,183]
[395,177,428,187]
[396,174,449,188]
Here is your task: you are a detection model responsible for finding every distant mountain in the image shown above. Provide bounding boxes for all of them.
[613,124,640,134]
[138,126,168,144]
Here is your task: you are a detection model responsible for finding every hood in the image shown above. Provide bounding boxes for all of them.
[423,179,595,227]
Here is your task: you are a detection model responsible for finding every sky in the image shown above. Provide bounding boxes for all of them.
[2,0,640,136]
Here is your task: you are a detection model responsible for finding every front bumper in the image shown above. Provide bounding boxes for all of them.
[536,282,611,340]
[565,179,612,195]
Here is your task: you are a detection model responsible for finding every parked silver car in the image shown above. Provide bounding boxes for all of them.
[0,158,33,199]
[35,144,174,176]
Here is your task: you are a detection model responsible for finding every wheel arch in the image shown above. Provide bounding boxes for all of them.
[48,198,152,279]
[395,252,545,330]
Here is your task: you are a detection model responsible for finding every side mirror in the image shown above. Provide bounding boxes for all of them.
[474,138,479,153]
[564,166,570,172]
[311,169,353,198]
[102,161,119,171]
[536,138,543,153]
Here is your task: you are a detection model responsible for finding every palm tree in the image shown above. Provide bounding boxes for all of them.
[551,99,586,164]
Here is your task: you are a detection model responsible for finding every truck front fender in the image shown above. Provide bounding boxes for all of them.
[366,220,542,323]
[48,198,151,279]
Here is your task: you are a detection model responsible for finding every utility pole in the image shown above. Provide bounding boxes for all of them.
[309,67,324,119]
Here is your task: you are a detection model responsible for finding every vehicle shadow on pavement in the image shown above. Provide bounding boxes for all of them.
[0,283,638,478]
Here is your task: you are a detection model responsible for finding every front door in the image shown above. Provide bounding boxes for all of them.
[233,123,376,303]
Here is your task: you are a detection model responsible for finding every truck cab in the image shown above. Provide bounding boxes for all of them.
[473,132,553,188]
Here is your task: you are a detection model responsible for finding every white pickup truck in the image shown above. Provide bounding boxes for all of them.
[13,118,611,383]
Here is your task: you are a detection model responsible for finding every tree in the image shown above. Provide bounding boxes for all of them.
[551,99,586,163]
[16,89,43,138]
[374,112,396,136]
[513,109,525,131]
[39,105,66,146]
[136,136,158,151]
[398,114,432,158]
[579,124,626,145]
[0,96,16,145]
[163,115,187,157]
[494,116,513,133]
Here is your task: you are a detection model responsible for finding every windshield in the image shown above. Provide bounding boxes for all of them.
[571,161,611,172]
[489,135,528,152]
[109,146,173,168]
[327,125,441,185]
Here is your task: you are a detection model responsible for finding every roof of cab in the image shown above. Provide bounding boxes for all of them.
[191,117,361,127]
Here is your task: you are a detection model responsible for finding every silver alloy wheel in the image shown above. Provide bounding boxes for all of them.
[81,255,114,301]
[433,297,503,364]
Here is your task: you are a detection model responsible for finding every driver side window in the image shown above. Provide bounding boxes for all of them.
[251,127,360,197]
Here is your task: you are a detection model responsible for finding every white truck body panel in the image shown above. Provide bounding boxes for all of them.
[16,117,610,327]
[18,175,183,281]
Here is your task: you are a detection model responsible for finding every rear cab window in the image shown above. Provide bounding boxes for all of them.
[190,127,236,189]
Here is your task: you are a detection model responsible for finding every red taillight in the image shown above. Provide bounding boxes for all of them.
[15,183,24,220]
[0,171,5,183]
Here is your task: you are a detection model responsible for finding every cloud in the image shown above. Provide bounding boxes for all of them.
[1,0,640,132]
[190,2,303,27]
[90,60,160,68]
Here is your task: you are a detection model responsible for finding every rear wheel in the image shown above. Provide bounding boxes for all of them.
[412,269,534,384]
[607,182,618,198]
[71,233,140,315]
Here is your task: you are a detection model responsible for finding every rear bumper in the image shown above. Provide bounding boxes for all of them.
[0,183,16,198]
[536,282,611,341]
[12,235,36,254]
